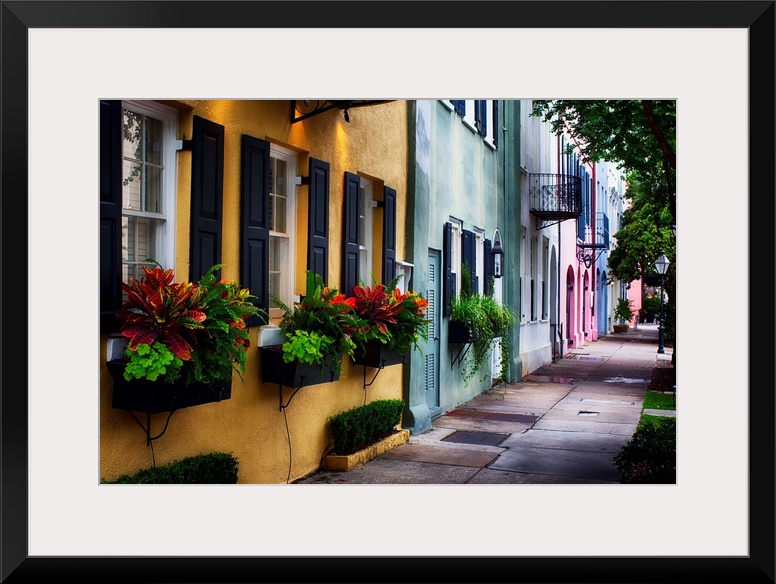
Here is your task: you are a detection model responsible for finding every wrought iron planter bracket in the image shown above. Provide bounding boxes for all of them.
[279,380,306,412]
[363,363,386,388]
[128,410,178,445]
[451,342,472,369]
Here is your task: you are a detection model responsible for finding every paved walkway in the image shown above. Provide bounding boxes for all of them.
[296,324,674,484]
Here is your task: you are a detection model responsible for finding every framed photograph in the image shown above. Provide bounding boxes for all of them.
[3,1,773,582]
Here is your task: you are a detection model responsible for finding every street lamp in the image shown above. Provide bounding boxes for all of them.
[654,251,670,354]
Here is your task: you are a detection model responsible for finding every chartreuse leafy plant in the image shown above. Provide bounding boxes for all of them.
[116,261,264,387]
[272,271,359,377]
[451,266,515,386]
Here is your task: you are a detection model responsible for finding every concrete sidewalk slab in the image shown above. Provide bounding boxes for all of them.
[379,442,501,467]
[532,418,638,435]
[490,446,622,482]
[297,458,480,484]
[468,467,618,484]
[500,429,630,453]
[540,408,642,424]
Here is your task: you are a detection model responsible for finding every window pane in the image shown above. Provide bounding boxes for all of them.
[271,194,287,233]
[145,164,162,213]
[144,116,163,165]
[358,188,367,247]
[122,160,142,210]
[122,110,143,161]
[269,235,289,302]
[272,158,287,196]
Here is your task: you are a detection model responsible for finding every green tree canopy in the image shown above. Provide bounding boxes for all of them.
[531,100,676,218]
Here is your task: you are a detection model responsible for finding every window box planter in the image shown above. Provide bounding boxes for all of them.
[107,360,232,414]
[352,339,406,369]
[448,320,478,344]
[259,345,341,389]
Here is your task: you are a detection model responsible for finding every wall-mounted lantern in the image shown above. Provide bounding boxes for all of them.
[492,229,504,278]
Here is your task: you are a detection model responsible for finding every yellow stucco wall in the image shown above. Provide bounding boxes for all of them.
[100,100,409,484]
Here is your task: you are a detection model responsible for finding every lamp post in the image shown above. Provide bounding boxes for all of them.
[654,251,670,354]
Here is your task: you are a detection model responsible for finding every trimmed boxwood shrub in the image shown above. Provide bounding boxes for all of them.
[329,399,404,455]
[613,418,676,483]
[103,452,239,484]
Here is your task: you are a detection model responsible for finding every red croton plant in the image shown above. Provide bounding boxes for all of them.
[349,279,429,356]
[114,263,261,387]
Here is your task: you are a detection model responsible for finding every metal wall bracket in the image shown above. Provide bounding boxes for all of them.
[128,410,178,445]
[451,342,472,369]
[279,381,305,412]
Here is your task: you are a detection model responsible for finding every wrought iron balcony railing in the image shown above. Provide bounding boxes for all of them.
[576,212,610,267]
[528,173,582,227]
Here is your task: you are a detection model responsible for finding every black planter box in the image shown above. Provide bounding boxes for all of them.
[260,346,341,389]
[352,339,406,368]
[107,360,232,414]
[448,320,478,344]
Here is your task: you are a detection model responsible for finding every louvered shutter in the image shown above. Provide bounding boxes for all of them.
[382,186,397,286]
[484,238,493,296]
[100,99,123,333]
[308,158,330,284]
[190,115,224,282]
[443,222,453,317]
[452,100,465,116]
[475,100,487,136]
[240,135,270,326]
[343,172,360,295]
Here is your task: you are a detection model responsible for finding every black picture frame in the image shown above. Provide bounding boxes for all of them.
[2,1,773,582]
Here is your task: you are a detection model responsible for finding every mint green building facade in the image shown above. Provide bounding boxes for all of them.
[402,100,522,433]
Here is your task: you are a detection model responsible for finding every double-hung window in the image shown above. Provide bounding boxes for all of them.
[449,218,462,298]
[358,177,374,283]
[120,101,177,290]
[474,227,485,296]
[268,144,297,320]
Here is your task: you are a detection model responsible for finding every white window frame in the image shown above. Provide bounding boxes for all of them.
[120,100,178,279]
[462,99,477,132]
[449,217,462,298]
[474,227,485,296]
[358,176,375,285]
[485,100,497,149]
[268,143,298,320]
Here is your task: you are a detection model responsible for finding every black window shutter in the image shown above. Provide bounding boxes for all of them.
[461,229,477,295]
[190,115,224,282]
[308,157,330,284]
[382,186,397,286]
[484,238,493,296]
[443,222,453,317]
[343,172,360,295]
[240,135,270,326]
[475,100,487,136]
[100,99,123,333]
[492,101,499,148]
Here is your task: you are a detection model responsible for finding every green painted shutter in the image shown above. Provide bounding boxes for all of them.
[100,99,123,333]
[240,135,270,325]
[190,115,224,282]
[382,186,397,286]
[343,172,360,295]
[308,158,330,284]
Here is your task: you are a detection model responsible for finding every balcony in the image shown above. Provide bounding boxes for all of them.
[576,212,610,268]
[528,173,582,228]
